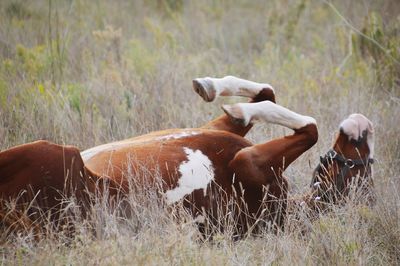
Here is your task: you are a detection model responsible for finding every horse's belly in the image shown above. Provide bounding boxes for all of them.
[81,128,251,203]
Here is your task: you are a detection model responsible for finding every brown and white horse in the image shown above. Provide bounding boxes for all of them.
[303,113,375,211]
[0,76,318,236]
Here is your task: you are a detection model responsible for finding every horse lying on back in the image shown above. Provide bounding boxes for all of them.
[0,76,374,237]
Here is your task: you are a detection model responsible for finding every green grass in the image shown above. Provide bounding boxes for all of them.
[0,0,399,264]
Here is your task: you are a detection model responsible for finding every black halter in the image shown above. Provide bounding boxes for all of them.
[311,149,374,192]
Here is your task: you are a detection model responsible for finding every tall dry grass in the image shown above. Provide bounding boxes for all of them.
[0,0,399,264]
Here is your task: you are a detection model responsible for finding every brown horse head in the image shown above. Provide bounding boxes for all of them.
[311,114,374,205]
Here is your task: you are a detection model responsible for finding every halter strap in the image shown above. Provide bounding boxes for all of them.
[323,149,374,167]
[312,149,374,192]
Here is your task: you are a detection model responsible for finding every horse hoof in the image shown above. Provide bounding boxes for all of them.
[192,78,216,102]
[221,104,250,127]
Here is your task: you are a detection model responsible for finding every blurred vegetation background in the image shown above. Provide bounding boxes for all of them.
[0,0,399,264]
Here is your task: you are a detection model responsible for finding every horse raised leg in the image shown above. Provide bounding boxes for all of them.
[193,76,276,136]
[0,77,317,238]
[222,101,318,229]
[193,75,274,102]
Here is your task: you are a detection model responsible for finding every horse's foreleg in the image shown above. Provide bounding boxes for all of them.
[226,101,318,228]
[195,76,275,136]
[193,75,274,102]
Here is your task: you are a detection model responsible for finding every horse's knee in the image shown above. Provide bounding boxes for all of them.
[295,123,318,149]
[251,87,276,103]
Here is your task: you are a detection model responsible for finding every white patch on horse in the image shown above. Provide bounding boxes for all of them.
[165,147,214,204]
[339,113,374,158]
[156,131,200,141]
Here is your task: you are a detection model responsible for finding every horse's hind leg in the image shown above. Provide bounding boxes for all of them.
[194,76,275,136]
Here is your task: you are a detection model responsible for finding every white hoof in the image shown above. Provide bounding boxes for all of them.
[221,104,250,127]
[192,78,216,102]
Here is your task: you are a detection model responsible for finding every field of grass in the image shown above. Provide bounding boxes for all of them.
[0,0,399,264]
